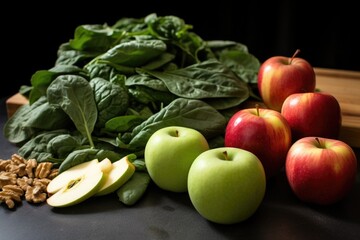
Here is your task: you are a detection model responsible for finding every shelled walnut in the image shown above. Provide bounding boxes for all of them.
[0,154,58,209]
[0,185,24,209]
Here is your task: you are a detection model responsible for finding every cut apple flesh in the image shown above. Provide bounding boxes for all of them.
[47,159,99,194]
[46,164,104,207]
[95,156,136,196]
[98,158,113,173]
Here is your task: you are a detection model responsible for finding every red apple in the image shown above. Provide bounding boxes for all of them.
[281,92,342,141]
[285,137,357,205]
[257,49,316,111]
[224,105,292,178]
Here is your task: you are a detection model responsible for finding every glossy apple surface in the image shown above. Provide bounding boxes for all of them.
[224,106,292,178]
[257,50,316,111]
[144,126,209,192]
[47,163,104,207]
[95,156,136,196]
[281,92,342,141]
[285,137,357,205]
[187,147,266,224]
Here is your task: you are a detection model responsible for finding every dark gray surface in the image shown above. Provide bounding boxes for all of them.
[1,98,360,240]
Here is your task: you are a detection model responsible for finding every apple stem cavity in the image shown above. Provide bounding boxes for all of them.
[222,151,230,161]
[315,137,325,149]
[170,129,180,138]
[289,49,301,64]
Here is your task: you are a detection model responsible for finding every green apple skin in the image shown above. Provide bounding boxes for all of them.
[281,92,342,141]
[285,137,358,205]
[257,51,316,112]
[95,156,136,196]
[144,126,209,193]
[224,107,292,179]
[47,164,105,207]
[188,147,266,224]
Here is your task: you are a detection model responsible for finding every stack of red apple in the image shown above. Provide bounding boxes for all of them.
[225,49,358,205]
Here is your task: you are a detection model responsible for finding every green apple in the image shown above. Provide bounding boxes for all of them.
[46,163,104,207]
[47,159,100,194]
[144,126,209,192]
[95,156,136,196]
[188,147,266,224]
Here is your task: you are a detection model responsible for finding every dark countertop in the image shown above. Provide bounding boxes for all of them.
[1,97,359,240]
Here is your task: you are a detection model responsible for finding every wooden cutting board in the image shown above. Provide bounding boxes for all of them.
[5,67,360,148]
[314,68,360,148]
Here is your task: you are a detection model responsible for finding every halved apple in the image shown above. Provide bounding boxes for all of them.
[95,155,136,196]
[46,163,104,207]
[47,159,99,194]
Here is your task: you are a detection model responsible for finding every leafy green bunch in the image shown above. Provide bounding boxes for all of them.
[4,13,260,173]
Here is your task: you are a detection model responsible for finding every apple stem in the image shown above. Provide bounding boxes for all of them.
[255,104,260,116]
[222,151,230,161]
[315,137,324,148]
[290,49,301,64]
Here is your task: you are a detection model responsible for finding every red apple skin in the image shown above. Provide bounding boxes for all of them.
[224,107,292,179]
[281,92,342,141]
[257,55,316,112]
[285,137,357,205]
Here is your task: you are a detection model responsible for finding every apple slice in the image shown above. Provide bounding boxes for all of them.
[47,159,99,194]
[95,155,136,196]
[46,163,104,207]
[98,158,113,173]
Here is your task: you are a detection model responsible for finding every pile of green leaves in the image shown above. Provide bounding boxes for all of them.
[3,13,260,202]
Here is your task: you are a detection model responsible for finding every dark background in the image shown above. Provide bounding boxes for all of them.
[2,0,359,97]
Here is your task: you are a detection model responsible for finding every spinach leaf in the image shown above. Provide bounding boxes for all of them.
[126,98,227,150]
[17,129,77,163]
[96,39,167,67]
[69,24,124,52]
[105,115,145,133]
[145,13,204,65]
[112,17,147,32]
[47,75,97,148]
[116,171,151,206]
[126,72,168,91]
[146,59,248,98]
[29,64,87,104]
[56,42,100,67]
[141,59,249,109]
[206,40,260,84]
[204,96,250,110]
[3,96,72,145]
[141,52,176,70]
[145,14,193,40]
[90,77,129,127]
[128,85,177,107]
[58,148,121,173]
